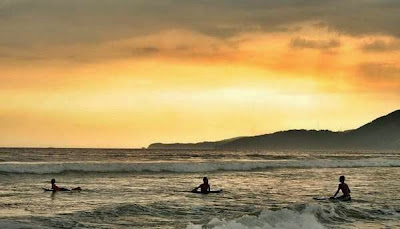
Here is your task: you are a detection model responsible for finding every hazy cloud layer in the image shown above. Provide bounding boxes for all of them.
[1,0,400,49]
[359,63,400,79]
[362,40,400,52]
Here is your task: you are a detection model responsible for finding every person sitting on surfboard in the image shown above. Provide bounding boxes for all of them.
[331,175,351,201]
[50,179,81,192]
[192,177,210,193]
[51,178,70,191]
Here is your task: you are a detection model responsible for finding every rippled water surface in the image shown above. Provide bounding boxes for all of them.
[1,148,399,228]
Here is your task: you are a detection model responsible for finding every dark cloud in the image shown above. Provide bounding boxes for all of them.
[0,0,399,60]
[290,37,340,50]
[361,40,400,52]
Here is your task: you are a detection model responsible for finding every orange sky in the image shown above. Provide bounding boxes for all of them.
[0,1,399,148]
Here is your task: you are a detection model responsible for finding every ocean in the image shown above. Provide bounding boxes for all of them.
[0,148,399,228]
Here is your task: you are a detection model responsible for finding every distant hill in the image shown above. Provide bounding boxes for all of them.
[148,110,400,150]
[148,137,243,150]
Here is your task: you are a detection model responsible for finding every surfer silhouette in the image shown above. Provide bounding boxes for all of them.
[192,177,210,193]
[331,175,351,201]
[50,178,81,192]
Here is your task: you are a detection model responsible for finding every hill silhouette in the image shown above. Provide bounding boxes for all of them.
[148,110,400,150]
[148,137,242,150]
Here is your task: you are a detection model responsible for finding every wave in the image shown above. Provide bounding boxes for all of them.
[0,220,45,229]
[187,208,325,229]
[1,158,400,174]
[2,202,399,228]
[187,203,400,229]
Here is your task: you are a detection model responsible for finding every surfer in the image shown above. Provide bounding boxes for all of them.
[331,175,351,201]
[192,177,210,193]
[50,179,81,192]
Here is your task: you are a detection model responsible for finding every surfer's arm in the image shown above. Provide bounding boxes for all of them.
[192,185,200,191]
[331,185,340,198]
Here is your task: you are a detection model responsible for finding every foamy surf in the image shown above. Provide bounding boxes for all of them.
[187,207,325,229]
[1,158,400,174]
[186,203,400,229]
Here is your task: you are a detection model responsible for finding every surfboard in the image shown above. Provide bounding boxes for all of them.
[313,197,351,202]
[191,189,223,194]
[43,188,70,192]
[313,197,330,201]
[43,187,81,192]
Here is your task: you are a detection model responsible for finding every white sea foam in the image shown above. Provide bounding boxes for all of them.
[0,158,399,174]
[187,207,325,229]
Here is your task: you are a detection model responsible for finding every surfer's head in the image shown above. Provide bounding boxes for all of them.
[203,177,208,184]
[51,178,56,184]
[339,176,345,183]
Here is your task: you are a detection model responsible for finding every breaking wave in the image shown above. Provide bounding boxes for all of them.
[187,203,400,229]
[1,158,400,174]
[1,202,399,228]
[187,208,325,229]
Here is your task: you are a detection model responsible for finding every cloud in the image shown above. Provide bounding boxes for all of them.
[361,40,400,52]
[0,29,238,65]
[353,62,400,94]
[1,0,400,50]
[359,62,400,79]
[290,37,340,50]
[0,0,399,85]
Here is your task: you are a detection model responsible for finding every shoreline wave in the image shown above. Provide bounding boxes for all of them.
[1,201,399,228]
[1,158,400,174]
[187,203,400,229]
[187,207,325,229]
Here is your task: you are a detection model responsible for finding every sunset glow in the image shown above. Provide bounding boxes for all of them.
[1,1,399,147]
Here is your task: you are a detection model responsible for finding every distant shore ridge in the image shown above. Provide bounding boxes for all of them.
[149,110,400,150]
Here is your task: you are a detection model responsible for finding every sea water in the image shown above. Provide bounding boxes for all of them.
[0,148,399,228]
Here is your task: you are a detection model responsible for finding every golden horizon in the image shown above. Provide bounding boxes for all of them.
[1,1,399,148]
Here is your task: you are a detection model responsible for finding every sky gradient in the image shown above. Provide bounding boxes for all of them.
[1,0,399,148]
